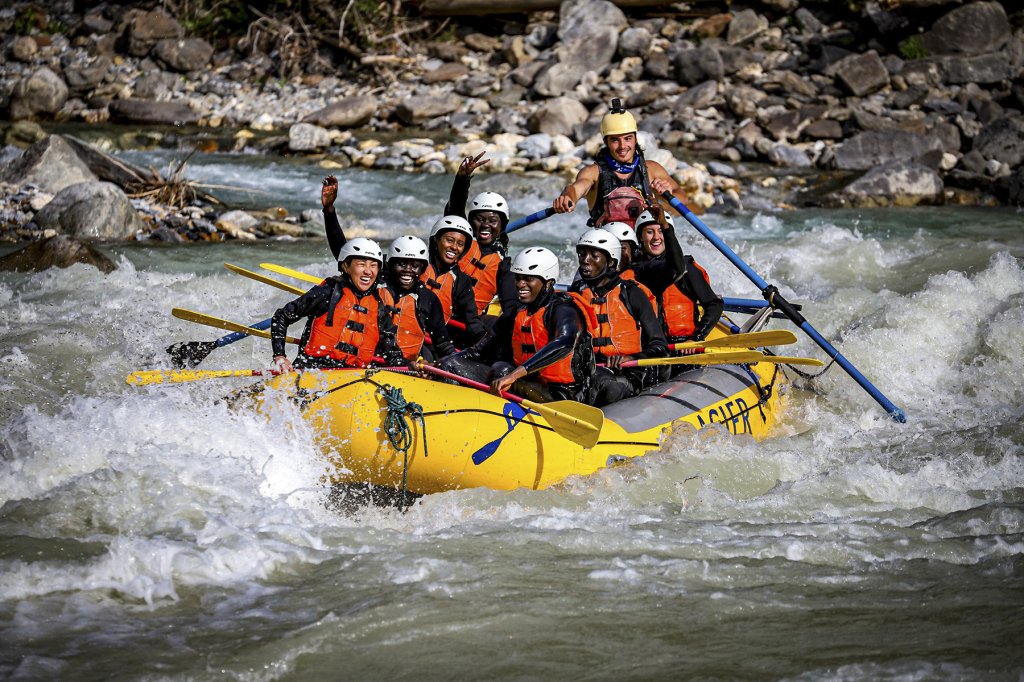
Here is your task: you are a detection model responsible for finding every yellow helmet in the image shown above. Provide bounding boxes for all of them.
[600,98,638,137]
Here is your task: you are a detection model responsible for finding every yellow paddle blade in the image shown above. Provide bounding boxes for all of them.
[634,350,766,367]
[260,262,323,285]
[225,264,305,295]
[674,329,798,351]
[126,369,262,386]
[521,398,605,450]
[759,355,825,367]
[171,308,301,345]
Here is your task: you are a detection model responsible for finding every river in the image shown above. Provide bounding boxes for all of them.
[2,149,1023,680]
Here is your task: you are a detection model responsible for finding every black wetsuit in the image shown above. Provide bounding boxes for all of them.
[271,276,404,368]
[589,151,654,226]
[441,289,594,403]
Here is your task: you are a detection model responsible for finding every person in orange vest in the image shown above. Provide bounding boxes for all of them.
[423,215,486,346]
[271,238,405,372]
[632,206,723,351]
[571,229,667,406]
[381,235,456,362]
[443,153,517,319]
[552,98,690,228]
[440,247,596,403]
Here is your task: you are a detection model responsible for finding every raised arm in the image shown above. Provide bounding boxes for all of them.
[444,152,489,218]
[322,175,346,260]
[553,164,599,214]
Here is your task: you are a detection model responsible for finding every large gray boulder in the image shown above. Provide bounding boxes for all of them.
[123,10,184,57]
[727,9,768,46]
[834,130,944,170]
[288,123,330,152]
[832,51,889,97]
[152,37,214,73]
[973,116,1024,167]
[304,96,378,128]
[63,57,112,94]
[394,95,460,124]
[834,160,944,207]
[538,0,627,94]
[9,67,69,120]
[920,1,1010,56]
[0,135,97,194]
[35,182,146,240]
[0,235,116,273]
[674,47,725,86]
[933,54,1017,85]
[108,99,200,125]
[527,97,589,137]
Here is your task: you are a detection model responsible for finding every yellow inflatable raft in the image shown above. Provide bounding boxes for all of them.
[252,337,787,495]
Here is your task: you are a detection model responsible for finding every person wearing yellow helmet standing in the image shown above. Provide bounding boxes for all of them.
[552,98,690,229]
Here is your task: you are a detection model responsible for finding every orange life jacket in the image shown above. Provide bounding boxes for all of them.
[578,280,644,357]
[420,264,456,323]
[661,258,711,340]
[303,285,392,366]
[388,291,426,360]
[620,268,659,316]
[512,293,597,385]
[459,242,504,315]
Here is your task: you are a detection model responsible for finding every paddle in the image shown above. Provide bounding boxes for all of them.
[260,262,323,285]
[127,368,284,386]
[505,207,556,235]
[661,191,906,422]
[669,329,797,352]
[225,263,305,295]
[167,319,273,369]
[418,364,604,449]
[616,351,824,368]
[171,308,301,345]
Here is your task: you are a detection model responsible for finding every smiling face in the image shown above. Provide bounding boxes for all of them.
[389,258,426,292]
[341,257,380,292]
[639,223,665,257]
[514,274,547,305]
[605,132,637,164]
[436,230,467,266]
[576,246,613,280]
[469,210,502,247]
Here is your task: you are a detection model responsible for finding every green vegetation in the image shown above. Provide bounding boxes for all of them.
[14,7,65,35]
[899,36,928,60]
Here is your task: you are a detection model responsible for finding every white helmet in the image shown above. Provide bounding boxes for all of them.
[511,247,559,283]
[337,237,383,264]
[600,221,638,247]
[468,191,509,222]
[576,228,621,265]
[430,215,474,242]
[388,235,428,262]
[635,209,674,231]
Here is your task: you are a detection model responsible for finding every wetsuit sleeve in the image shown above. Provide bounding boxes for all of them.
[453,272,486,340]
[521,302,581,375]
[461,309,514,363]
[497,257,518,315]
[270,282,333,357]
[625,284,667,360]
[681,262,724,341]
[324,207,346,261]
[443,174,471,219]
[420,291,456,358]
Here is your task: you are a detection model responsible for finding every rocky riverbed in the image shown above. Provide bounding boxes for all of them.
[1,0,1023,252]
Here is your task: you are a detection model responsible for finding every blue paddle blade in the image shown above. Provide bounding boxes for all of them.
[471,403,533,465]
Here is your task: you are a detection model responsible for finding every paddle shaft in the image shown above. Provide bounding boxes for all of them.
[420,364,523,403]
[662,192,906,422]
[505,207,555,235]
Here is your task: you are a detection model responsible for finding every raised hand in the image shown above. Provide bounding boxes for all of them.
[457,152,490,177]
[321,175,338,210]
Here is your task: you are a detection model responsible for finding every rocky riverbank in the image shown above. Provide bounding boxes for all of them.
[2,0,1024,250]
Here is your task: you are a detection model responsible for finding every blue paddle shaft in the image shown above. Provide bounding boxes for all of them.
[663,193,906,423]
[215,317,272,348]
[506,207,556,235]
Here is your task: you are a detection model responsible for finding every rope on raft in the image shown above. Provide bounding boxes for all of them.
[376,382,427,510]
